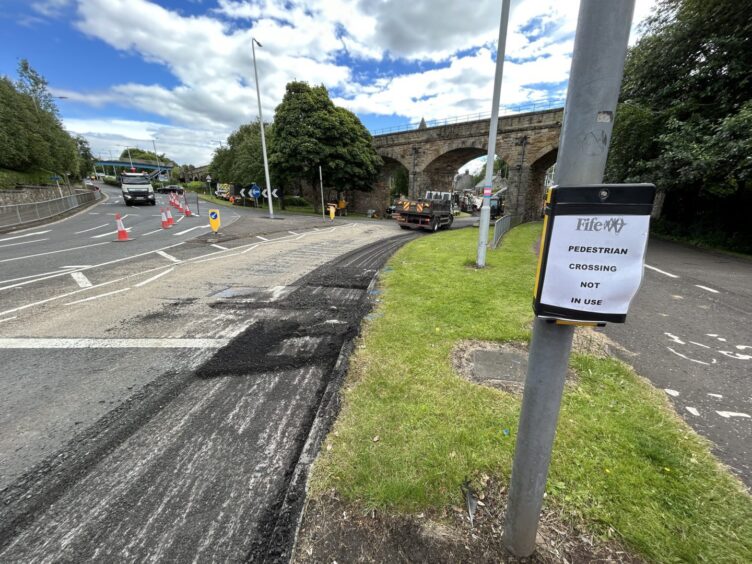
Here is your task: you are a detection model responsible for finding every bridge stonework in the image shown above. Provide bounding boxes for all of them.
[372,108,563,222]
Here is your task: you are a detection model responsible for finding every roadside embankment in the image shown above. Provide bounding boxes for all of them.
[296,223,752,562]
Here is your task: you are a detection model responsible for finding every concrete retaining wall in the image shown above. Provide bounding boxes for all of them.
[0,186,72,206]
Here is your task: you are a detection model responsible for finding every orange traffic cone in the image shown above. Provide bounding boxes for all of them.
[114,213,131,242]
[183,196,192,217]
[160,208,171,229]
[165,207,174,226]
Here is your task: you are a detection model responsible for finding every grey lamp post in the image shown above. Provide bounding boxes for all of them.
[252,37,275,219]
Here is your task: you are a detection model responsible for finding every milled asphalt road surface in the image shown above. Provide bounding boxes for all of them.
[606,238,751,487]
[0,187,435,561]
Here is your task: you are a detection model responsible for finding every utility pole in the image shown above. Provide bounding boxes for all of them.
[252,37,275,219]
[503,0,636,558]
[476,0,510,267]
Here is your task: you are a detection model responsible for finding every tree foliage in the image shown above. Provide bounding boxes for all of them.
[607,0,752,251]
[119,148,175,165]
[269,81,382,193]
[208,121,272,186]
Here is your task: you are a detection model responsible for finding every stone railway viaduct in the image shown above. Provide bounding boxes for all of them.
[368,107,563,222]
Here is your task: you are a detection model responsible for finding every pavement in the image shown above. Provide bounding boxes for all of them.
[606,238,752,487]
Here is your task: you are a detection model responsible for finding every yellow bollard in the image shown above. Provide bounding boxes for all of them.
[328,204,336,222]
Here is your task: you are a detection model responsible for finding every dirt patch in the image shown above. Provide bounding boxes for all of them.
[572,327,635,359]
[293,479,642,563]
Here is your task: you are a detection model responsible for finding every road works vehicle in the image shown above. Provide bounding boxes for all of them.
[120,172,156,206]
[393,191,454,232]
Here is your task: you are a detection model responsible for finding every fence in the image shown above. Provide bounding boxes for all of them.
[491,215,513,249]
[0,190,102,230]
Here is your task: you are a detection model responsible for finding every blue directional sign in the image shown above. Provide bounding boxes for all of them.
[250,183,262,198]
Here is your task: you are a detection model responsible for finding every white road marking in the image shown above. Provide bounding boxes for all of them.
[665,332,685,345]
[708,393,723,399]
[667,346,710,366]
[88,212,100,215]
[0,316,17,324]
[644,264,679,278]
[0,230,51,242]
[70,271,93,288]
[695,284,719,294]
[664,389,680,397]
[707,333,719,337]
[75,223,109,234]
[241,244,259,254]
[671,295,684,300]
[176,215,184,223]
[0,242,110,264]
[716,411,750,419]
[173,224,209,236]
[91,228,131,239]
[211,243,229,250]
[0,238,48,249]
[689,341,710,349]
[256,235,269,241]
[288,231,299,235]
[156,250,181,263]
[141,228,164,237]
[686,406,700,416]
[134,267,175,287]
[717,337,727,342]
[65,287,130,305]
[719,350,751,360]
[0,337,229,349]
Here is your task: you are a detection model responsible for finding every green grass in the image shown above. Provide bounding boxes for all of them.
[312,223,752,562]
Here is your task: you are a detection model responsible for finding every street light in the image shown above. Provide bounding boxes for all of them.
[251,37,275,219]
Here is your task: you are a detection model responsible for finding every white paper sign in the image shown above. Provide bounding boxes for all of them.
[540,214,650,315]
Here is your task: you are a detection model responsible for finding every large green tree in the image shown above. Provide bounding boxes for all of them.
[269,81,382,197]
[208,121,272,186]
[606,0,752,251]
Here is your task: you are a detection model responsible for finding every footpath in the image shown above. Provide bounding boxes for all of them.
[292,223,752,563]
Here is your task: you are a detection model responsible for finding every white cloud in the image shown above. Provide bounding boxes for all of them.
[31,0,72,17]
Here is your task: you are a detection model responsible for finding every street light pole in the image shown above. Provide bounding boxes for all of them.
[152,139,164,187]
[476,0,510,268]
[252,37,275,219]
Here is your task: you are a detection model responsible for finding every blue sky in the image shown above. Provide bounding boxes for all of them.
[0,0,655,166]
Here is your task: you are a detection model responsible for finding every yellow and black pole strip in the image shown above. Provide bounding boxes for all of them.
[532,183,655,325]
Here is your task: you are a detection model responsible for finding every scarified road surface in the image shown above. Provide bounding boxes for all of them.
[0,213,416,561]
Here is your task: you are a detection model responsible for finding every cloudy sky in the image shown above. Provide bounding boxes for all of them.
[1,0,656,167]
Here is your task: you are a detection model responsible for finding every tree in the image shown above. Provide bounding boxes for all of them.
[269,81,382,199]
[606,0,752,252]
[208,121,272,186]
[16,59,56,115]
[75,136,95,178]
[119,148,174,165]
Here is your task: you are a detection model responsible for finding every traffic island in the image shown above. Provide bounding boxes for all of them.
[294,224,752,563]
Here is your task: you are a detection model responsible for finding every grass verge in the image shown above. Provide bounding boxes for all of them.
[311,223,752,562]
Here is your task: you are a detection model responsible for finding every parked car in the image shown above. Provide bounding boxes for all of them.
[156,184,184,194]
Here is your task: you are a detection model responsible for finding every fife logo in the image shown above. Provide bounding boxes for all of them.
[575,217,626,233]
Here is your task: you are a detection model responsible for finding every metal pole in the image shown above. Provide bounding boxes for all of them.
[252,38,275,219]
[503,0,636,557]
[152,139,164,188]
[319,165,325,221]
[476,0,510,267]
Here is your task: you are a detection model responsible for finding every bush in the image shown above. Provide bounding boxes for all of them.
[283,195,311,207]
[0,168,52,188]
[103,176,119,187]
[183,181,205,191]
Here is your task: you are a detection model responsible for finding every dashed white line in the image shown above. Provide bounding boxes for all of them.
[288,231,299,235]
[173,224,209,236]
[91,228,131,239]
[70,271,93,288]
[695,284,719,294]
[716,411,750,419]
[134,267,175,288]
[211,243,229,250]
[256,235,269,241]
[708,393,723,399]
[156,250,181,263]
[75,223,109,234]
[685,406,700,416]
[141,228,164,237]
[176,215,184,223]
[0,316,17,324]
[0,238,48,249]
[0,230,51,242]
[664,389,680,397]
[64,287,131,305]
[0,242,110,264]
[689,341,711,349]
[644,264,679,278]
[0,337,228,349]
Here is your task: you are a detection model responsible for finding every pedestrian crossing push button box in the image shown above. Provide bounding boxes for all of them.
[533,183,656,324]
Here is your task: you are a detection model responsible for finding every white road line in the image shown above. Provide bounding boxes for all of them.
[695,284,719,294]
[0,316,17,324]
[0,230,51,242]
[211,243,229,250]
[665,332,685,345]
[156,250,181,263]
[173,224,209,236]
[141,228,164,237]
[241,244,259,255]
[88,212,100,215]
[644,264,679,278]
[91,228,131,239]
[689,341,711,349]
[664,389,680,397]
[288,231,299,235]
[176,215,184,223]
[0,242,110,264]
[0,337,229,349]
[75,223,109,234]
[685,406,700,416]
[256,235,269,241]
[708,393,723,399]
[135,267,174,287]
[70,271,93,288]
[667,346,710,365]
[0,238,48,249]
[717,411,750,419]
[65,288,130,305]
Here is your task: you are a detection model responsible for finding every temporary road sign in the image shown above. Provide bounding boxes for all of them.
[262,188,279,199]
[533,183,655,324]
[208,209,221,233]
[250,184,261,199]
[239,188,247,198]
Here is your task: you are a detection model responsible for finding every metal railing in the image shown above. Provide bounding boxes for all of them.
[491,215,513,249]
[372,98,565,136]
[0,190,102,230]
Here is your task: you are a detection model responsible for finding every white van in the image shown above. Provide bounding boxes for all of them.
[121,172,156,206]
